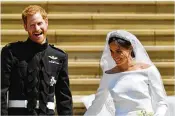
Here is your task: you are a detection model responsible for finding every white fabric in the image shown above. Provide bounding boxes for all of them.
[8,100,55,110]
[148,66,168,116]
[166,96,175,116]
[83,66,168,116]
[81,94,95,109]
[83,89,115,116]
[83,30,168,116]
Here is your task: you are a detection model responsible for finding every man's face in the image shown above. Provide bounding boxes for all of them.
[24,12,48,44]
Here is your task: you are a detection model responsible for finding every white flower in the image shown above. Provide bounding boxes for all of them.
[137,110,153,116]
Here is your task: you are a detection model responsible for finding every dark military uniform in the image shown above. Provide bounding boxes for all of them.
[1,38,73,115]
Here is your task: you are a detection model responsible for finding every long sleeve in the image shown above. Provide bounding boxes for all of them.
[55,54,73,115]
[83,78,105,116]
[1,46,14,115]
[84,74,115,116]
[148,66,168,116]
[84,89,112,116]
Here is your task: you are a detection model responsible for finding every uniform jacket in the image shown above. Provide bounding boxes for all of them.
[1,38,73,115]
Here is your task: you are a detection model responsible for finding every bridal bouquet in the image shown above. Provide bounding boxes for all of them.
[137,110,153,116]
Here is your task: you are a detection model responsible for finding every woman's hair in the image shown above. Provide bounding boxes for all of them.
[22,5,48,24]
[108,37,135,58]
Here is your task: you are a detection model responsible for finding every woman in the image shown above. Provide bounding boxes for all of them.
[82,30,168,116]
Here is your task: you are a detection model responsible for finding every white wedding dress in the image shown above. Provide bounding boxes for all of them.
[83,66,168,116]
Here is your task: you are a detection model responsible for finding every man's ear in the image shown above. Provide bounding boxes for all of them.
[45,18,48,27]
[24,24,27,31]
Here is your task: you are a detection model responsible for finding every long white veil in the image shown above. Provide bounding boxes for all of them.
[100,30,153,73]
[83,30,168,116]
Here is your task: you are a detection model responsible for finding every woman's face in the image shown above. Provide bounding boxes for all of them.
[109,41,131,66]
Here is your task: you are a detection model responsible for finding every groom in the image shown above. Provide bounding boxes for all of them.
[1,5,73,115]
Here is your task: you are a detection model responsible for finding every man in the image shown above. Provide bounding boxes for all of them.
[1,5,73,115]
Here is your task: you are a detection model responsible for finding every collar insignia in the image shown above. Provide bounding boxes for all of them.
[48,56,58,60]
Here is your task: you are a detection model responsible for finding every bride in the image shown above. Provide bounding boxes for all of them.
[82,30,168,116]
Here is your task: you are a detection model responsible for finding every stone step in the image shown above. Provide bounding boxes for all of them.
[70,78,174,85]
[1,44,174,62]
[0,43,174,76]
[60,45,174,62]
[67,61,174,77]
[69,75,174,79]
[58,45,174,52]
[1,29,174,45]
[1,1,173,14]
[2,13,174,20]
[69,78,175,96]
[69,75,175,96]
[72,95,86,115]
[68,61,174,68]
[2,13,173,29]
